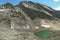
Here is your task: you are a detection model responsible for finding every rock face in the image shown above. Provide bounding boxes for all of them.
[0,1,60,40]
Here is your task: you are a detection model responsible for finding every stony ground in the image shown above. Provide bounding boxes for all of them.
[0,22,60,40]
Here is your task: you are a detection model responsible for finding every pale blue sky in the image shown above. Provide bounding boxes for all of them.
[0,0,60,10]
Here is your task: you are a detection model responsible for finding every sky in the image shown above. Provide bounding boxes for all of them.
[0,0,60,10]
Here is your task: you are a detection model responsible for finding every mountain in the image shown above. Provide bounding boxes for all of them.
[3,3,14,9]
[0,1,60,40]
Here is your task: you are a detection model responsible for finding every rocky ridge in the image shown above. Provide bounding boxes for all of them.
[0,1,60,40]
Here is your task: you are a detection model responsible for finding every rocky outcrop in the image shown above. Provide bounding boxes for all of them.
[0,1,60,40]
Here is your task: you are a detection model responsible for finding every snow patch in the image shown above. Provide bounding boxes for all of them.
[35,26,40,29]
[0,9,5,11]
[41,24,51,28]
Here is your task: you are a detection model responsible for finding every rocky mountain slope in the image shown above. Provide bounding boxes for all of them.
[0,1,60,40]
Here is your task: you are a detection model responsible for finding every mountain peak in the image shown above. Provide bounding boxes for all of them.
[3,3,14,8]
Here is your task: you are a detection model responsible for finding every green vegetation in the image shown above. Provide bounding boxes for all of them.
[34,30,50,39]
